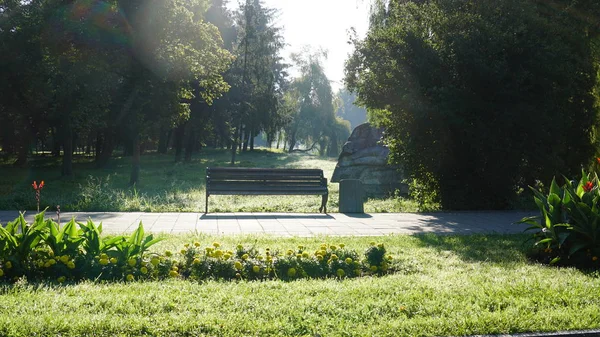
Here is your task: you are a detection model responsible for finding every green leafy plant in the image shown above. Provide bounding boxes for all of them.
[518,170,600,267]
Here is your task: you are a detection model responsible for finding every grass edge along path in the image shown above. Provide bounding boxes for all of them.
[0,233,599,337]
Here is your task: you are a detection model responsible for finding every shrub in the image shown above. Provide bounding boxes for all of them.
[0,212,400,283]
[518,170,600,268]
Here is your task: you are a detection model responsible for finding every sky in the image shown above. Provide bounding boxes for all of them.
[229,0,371,92]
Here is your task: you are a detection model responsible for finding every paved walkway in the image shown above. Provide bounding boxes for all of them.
[0,211,536,236]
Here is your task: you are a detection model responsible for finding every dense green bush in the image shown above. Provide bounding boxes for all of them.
[518,170,600,269]
[0,211,395,283]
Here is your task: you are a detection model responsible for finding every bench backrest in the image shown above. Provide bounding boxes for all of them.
[206,167,327,195]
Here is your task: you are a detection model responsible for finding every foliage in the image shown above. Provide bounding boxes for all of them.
[1,233,600,336]
[518,170,600,268]
[0,212,401,283]
[0,149,421,213]
[346,0,600,209]
[335,88,367,130]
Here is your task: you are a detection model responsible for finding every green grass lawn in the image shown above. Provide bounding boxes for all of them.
[0,149,428,213]
[1,233,599,337]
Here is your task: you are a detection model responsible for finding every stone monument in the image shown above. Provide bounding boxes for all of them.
[331,123,407,197]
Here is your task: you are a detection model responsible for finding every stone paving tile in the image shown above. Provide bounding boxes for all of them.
[0,211,535,236]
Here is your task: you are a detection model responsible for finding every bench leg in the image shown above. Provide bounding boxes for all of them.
[319,194,328,213]
[205,194,208,214]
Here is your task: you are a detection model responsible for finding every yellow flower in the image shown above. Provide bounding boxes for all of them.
[330,245,337,251]
[316,255,324,261]
[339,244,345,249]
[0,269,3,277]
[257,255,264,261]
[48,259,56,266]
[297,245,304,250]
[214,250,224,258]
[237,244,244,250]
[287,268,297,277]
[242,254,249,261]
[109,257,117,264]
[370,242,376,246]
[377,243,384,249]
[234,261,243,270]
[345,258,353,264]
[302,252,309,258]
[266,256,273,263]
[296,254,302,259]
[44,261,52,268]
[169,270,179,278]
[60,255,69,264]
[99,258,109,266]
[224,253,232,260]
[370,266,378,272]
[387,255,393,261]
[330,254,338,261]
[235,272,241,278]
[336,269,345,277]
[212,242,220,248]
[128,258,137,267]
[57,276,66,283]
[100,253,108,260]
[205,247,214,253]
[165,250,173,257]
[354,269,361,276]
[593,256,598,261]
[37,260,44,268]
[381,262,388,271]
[180,249,187,255]
[193,258,201,265]
[126,274,134,282]
[5,261,12,269]
[171,266,178,272]
[252,265,260,273]
[151,257,160,266]
[140,266,148,274]
[67,261,75,269]
[184,243,190,248]
[194,242,201,247]
[286,250,294,256]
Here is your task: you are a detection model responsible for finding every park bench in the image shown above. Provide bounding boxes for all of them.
[205,167,328,214]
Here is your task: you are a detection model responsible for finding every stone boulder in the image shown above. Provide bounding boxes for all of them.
[331,123,407,197]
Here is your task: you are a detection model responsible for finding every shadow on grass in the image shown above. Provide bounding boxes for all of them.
[413,232,531,264]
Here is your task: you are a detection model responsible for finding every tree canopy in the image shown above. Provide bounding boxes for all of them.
[346,0,600,209]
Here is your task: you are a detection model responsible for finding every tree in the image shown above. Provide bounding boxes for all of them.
[284,51,346,156]
[346,0,599,209]
[336,89,367,131]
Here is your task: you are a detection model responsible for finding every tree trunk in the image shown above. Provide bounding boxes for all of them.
[184,127,195,162]
[288,131,296,152]
[129,133,140,186]
[174,123,185,162]
[158,128,170,154]
[249,128,255,151]
[96,129,114,168]
[61,121,73,177]
[95,133,103,162]
[230,119,241,165]
[14,137,28,168]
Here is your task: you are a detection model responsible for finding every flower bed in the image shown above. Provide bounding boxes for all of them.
[0,211,394,283]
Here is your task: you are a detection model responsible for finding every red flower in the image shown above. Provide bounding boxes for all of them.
[32,181,44,191]
[597,158,600,165]
[584,181,594,192]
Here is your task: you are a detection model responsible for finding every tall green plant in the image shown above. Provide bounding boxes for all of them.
[518,170,600,267]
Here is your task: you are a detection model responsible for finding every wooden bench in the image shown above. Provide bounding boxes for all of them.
[205,167,328,214]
